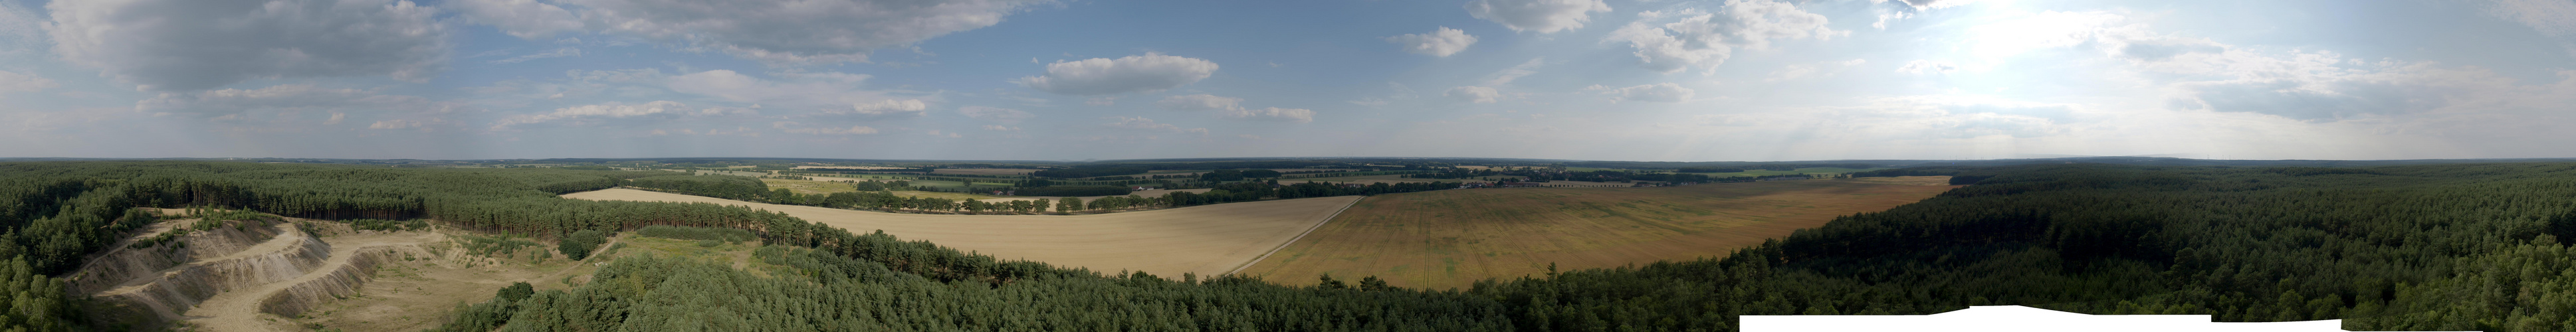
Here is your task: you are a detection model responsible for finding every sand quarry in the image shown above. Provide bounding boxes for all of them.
[564,189,1359,278]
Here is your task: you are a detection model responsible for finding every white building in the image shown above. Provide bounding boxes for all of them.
[1743,305,2457,332]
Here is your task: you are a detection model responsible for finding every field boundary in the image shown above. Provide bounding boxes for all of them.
[1223,196,1362,276]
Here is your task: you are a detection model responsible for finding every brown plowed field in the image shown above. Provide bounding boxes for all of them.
[562,189,1358,278]
[1235,177,1957,290]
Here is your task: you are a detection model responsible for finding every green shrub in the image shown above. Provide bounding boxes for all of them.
[343,218,428,232]
[557,230,605,260]
[636,225,756,244]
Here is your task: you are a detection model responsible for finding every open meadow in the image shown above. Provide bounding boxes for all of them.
[562,189,1358,278]
[1234,177,1956,290]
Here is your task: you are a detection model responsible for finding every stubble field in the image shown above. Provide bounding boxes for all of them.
[1233,177,1957,290]
[562,189,1358,278]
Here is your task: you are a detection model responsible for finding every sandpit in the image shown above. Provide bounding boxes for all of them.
[562,189,1357,278]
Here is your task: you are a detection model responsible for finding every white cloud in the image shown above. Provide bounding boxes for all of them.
[1465,0,1610,33]
[980,125,1019,131]
[1609,0,1840,74]
[489,47,582,64]
[1446,86,1501,104]
[1105,116,1207,135]
[1897,60,1957,74]
[369,119,429,129]
[1482,58,1545,86]
[1590,82,1694,103]
[46,0,451,91]
[959,106,1034,123]
[562,0,1049,64]
[813,99,927,120]
[772,122,879,135]
[0,70,57,92]
[136,84,442,118]
[490,100,703,129]
[661,69,920,116]
[1155,94,1243,112]
[2487,0,2576,37]
[1226,107,1315,123]
[1878,0,1977,10]
[0,0,41,55]
[450,0,584,39]
[1017,52,1220,95]
[1387,27,1478,56]
[1767,59,1863,81]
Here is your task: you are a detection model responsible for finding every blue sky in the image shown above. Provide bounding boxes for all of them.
[2,0,2573,161]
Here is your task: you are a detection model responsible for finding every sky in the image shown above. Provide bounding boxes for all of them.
[2,0,2573,161]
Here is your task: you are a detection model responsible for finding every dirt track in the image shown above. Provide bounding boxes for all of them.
[562,189,1358,278]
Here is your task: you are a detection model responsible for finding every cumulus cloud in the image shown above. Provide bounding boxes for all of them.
[561,0,1049,64]
[980,125,1019,131]
[1105,116,1208,135]
[772,121,879,135]
[959,106,1034,123]
[450,0,584,39]
[1610,0,1841,74]
[1386,27,1478,56]
[1446,86,1501,104]
[1465,0,1610,33]
[1589,83,1695,103]
[1155,94,1243,112]
[0,70,57,92]
[489,47,582,64]
[1016,53,1220,95]
[1226,107,1315,123]
[1897,60,1957,74]
[46,0,451,91]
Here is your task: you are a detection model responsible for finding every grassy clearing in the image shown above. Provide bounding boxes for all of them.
[1235,177,1955,290]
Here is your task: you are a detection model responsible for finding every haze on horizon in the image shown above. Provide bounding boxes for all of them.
[2,0,2572,162]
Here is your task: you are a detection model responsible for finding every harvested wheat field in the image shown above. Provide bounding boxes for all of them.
[563,189,1358,278]
[1234,177,1957,290]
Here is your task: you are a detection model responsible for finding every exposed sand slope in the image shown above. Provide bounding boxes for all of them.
[563,189,1358,278]
[1237,178,1959,290]
[184,231,434,331]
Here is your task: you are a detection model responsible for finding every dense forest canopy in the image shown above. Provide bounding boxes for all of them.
[9,161,2576,330]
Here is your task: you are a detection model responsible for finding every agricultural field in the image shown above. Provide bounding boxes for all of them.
[1677,167,1887,177]
[930,168,1041,176]
[1280,174,1444,185]
[1234,177,1957,290]
[562,189,1360,278]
